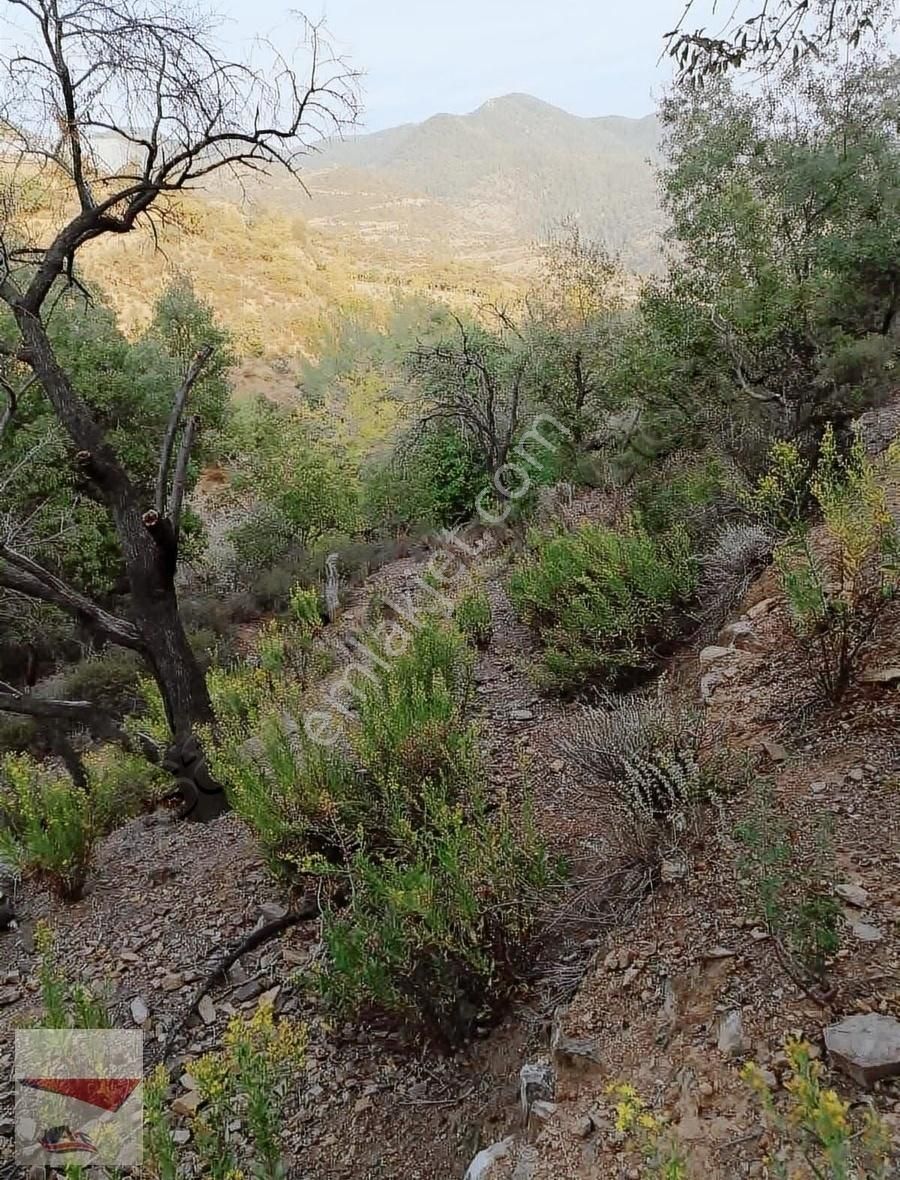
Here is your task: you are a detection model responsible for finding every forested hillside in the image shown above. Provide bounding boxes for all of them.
[1,1,899,1177]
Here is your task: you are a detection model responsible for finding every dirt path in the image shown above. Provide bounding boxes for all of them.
[0,545,606,1179]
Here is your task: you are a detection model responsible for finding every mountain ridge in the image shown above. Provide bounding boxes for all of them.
[249,92,664,274]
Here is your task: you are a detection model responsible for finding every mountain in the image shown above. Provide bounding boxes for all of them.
[72,95,663,395]
[254,94,665,274]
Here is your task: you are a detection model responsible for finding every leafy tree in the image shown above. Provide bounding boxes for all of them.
[523,218,628,442]
[0,0,357,817]
[654,57,900,439]
[666,0,887,79]
[362,423,484,532]
[225,398,360,567]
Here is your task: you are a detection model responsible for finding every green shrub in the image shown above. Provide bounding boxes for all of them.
[633,452,734,539]
[0,713,37,756]
[362,423,484,531]
[288,584,323,635]
[0,748,163,900]
[214,716,361,876]
[757,427,900,700]
[318,793,557,1048]
[82,746,168,819]
[228,501,295,575]
[213,617,558,1043]
[735,780,840,985]
[353,620,476,800]
[59,647,145,714]
[453,586,493,649]
[509,519,698,691]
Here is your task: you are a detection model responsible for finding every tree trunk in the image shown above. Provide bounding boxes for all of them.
[13,306,228,821]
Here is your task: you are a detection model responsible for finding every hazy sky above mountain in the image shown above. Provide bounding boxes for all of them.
[225,0,687,130]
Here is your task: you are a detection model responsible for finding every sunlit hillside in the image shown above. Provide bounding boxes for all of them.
[77,194,521,386]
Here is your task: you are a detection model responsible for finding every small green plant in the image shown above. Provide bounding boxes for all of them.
[453,585,493,648]
[34,921,111,1028]
[192,1003,306,1180]
[288,583,322,636]
[754,427,900,700]
[144,1065,178,1180]
[606,1041,897,1178]
[743,437,813,532]
[254,613,332,692]
[509,518,697,691]
[735,781,840,984]
[144,1005,306,1180]
[743,1039,895,1179]
[0,746,165,900]
[606,1082,688,1178]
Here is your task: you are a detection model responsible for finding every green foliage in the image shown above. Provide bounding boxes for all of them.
[215,715,358,876]
[0,748,165,899]
[453,585,493,648]
[214,617,557,1042]
[57,648,145,715]
[633,453,734,539]
[0,281,232,595]
[318,792,557,1047]
[757,427,900,699]
[0,754,103,900]
[34,921,111,1029]
[524,218,628,442]
[144,1005,307,1180]
[743,1039,895,1180]
[363,423,485,531]
[610,1040,896,1178]
[657,60,900,438]
[735,780,840,983]
[353,620,476,800]
[225,398,360,571]
[288,584,323,635]
[509,519,698,691]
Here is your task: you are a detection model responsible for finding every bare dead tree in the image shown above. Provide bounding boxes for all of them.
[406,315,529,477]
[324,551,340,622]
[0,0,359,818]
[665,0,886,79]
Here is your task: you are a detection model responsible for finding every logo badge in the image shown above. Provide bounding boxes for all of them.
[15,1030,143,1167]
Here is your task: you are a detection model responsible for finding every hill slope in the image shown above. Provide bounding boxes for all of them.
[255,94,664,274]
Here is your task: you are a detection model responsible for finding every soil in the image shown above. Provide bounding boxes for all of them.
[2,427,900,1178]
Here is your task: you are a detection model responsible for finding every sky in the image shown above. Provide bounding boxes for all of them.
[222,0,688,131]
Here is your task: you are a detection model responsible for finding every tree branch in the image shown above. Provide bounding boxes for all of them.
[0,373,35,440]
[155,346,212,516]
[0,684,159,759]
[169,414,197,538]
[0,544,144,650]
[0,688,102,725]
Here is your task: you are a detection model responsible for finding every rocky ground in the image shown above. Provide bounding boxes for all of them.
[1,454,900,1178]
